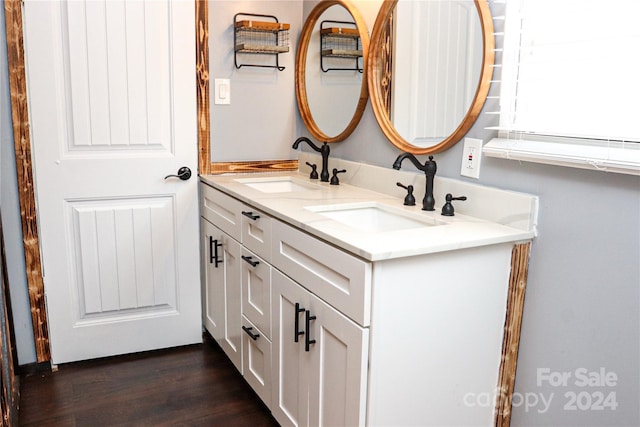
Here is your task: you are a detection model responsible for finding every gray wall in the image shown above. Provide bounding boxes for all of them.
[302,1,640,425]
[209,1,304,162]
[1,5,38,365]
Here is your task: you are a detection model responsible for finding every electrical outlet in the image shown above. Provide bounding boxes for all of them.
[460,137,483,179]
[214,78,230,105]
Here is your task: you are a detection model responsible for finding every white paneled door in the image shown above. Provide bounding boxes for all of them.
[23,0,201,364]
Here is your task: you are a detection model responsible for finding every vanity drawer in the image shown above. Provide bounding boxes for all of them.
[271,220,372,327]
[241,248,272,339]
[241,206,272,262]
[241,316,272,408]
[200,183,243,241]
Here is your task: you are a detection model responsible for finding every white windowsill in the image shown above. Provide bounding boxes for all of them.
[484,137,640,176]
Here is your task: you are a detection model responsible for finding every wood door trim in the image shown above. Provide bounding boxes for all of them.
[196,0,211,175]
[3,0,51,362]
[494,242,532,426]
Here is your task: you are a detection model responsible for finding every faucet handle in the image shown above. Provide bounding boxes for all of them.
[396,182,416,206]
[330,169,346,185]
[441,193,467,216]
[305,162,319,180]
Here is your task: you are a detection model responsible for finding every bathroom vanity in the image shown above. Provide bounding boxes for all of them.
[199,154,537,427]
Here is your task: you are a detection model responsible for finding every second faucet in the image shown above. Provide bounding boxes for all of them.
[292,137,331,182]
[392,153,437,211]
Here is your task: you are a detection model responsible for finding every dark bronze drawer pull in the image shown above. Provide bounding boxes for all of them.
[242,326,260,341]
[241,255,259,267]
[242,211,260,221]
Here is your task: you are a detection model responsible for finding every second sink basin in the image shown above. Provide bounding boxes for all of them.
[306,202,445,232]
[235,176,320,193]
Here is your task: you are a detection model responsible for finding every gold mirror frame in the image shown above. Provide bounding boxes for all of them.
[367,0,495,154]
[296,0,370,143]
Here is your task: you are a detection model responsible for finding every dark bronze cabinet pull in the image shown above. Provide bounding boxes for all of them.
[209,237,222,268]
[242,326,260,341]
[294,303,305,342]
[242,211,260,220]
[305,310,316,352]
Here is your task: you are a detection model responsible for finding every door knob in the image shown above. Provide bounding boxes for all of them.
[164,166,192,181]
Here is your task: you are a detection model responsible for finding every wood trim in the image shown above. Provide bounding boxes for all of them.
[4,0,51,363]
[494,242,532,427]
[210,160,299,175]
[196,0,211,175]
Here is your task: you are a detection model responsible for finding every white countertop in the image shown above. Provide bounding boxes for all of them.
[200,170,535,262]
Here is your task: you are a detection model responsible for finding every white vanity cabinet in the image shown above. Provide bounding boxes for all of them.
[201,181,369,425]
[201,177,524,426]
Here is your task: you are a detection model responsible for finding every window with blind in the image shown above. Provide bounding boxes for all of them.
[484,0,640,175]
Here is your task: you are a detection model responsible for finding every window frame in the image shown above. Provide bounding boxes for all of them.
[484,0,640,175]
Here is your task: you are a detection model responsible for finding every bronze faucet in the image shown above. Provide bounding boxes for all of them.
[392,153,437,211]
[292,137,331,182]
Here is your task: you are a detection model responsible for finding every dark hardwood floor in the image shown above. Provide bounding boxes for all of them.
[18,334,279,426]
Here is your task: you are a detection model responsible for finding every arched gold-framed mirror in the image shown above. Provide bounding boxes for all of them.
[368,0,494,154]
[296,0,370,143]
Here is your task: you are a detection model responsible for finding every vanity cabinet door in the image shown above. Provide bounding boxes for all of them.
[271,270,368,427]
[202,218,225,340]
[307,292,368,427]
[272,270,311,427]
[201,218,242,372]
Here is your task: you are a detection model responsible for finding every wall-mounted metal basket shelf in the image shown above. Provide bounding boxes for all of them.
[320,20,363,73]
[234,13,290,71]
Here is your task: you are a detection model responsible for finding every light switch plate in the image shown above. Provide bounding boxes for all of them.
[214,78,230,105]
[460,137,483,179]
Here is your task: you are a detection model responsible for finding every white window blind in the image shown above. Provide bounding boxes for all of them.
[485,0,640,175]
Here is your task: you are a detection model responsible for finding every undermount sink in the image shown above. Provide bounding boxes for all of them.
[234,177,319,193]
[306,202,445,232]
